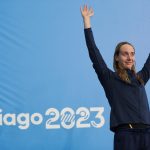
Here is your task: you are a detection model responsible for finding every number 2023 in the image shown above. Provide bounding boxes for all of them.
[45,107,105,129]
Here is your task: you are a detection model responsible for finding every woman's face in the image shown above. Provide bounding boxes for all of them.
[115,44,135,70]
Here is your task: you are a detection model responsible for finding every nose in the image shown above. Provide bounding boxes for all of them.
[127,54,132,60]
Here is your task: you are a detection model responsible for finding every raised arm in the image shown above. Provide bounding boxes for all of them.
[137,54,150,85]
[80,5,112,81]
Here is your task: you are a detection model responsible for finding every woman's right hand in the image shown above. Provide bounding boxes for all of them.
[80,5,94,19]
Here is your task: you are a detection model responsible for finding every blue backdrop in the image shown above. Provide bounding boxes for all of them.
[0,0,150,149]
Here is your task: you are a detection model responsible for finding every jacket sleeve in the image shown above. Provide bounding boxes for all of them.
[137,53,150,85]
[84,28,113,85]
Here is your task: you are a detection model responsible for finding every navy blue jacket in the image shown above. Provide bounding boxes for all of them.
[84,28,150,132]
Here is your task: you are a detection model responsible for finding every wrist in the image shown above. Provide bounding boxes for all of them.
[83,17,91,29]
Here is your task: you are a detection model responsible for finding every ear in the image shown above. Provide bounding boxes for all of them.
[115,55,119,62]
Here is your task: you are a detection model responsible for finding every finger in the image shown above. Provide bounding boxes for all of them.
[85,4,88,10]
[89,7,93,12]
[83,4,85,11]
[83,4,86,9]
[80,6,83,12]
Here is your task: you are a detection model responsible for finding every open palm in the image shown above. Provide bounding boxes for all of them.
[80,5,94,18]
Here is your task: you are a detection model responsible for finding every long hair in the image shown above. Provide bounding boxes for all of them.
[113,41,144,85]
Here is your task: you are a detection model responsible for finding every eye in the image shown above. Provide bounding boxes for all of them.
[131,52,135,56]
[121,52,128,56]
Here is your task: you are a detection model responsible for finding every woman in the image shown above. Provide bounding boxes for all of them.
[80,5,150,150]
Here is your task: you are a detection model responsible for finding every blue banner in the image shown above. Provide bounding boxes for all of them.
[0,1,150,149]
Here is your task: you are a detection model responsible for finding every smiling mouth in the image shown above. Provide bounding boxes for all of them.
[125,62,133,65]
